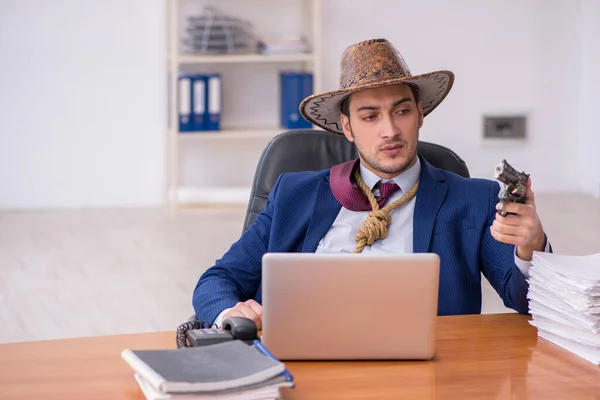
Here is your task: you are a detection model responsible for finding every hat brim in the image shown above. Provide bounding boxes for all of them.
[299,70,454,135]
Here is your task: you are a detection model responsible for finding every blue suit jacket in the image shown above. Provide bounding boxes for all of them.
[192,156,531,323]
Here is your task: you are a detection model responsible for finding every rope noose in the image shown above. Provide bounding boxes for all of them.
[352,168,419,253]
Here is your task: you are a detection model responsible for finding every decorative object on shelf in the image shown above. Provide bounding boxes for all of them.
[183,6,260,55]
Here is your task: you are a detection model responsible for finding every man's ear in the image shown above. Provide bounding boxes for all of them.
[340,114,354,142]
[417,100,424,128]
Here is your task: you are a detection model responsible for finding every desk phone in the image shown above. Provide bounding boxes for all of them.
[176,316,258,348]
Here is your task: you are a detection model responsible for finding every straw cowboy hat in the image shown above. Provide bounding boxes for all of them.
[299,38,455,135]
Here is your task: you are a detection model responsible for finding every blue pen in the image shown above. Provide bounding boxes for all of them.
[253,340,295,387]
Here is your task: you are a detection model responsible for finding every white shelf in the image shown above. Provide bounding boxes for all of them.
[177,52,314,64]
[172,186,251,205]
[165,0,322,208]
[176,127,284,140]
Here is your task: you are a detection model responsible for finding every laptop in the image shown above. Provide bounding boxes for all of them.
[260,252,440,361]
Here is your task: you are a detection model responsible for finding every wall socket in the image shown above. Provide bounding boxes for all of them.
[483,115,527,139]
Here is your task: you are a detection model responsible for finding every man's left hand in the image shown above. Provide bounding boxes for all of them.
[491,178,546,261]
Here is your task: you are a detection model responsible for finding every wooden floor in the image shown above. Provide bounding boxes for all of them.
[1,192,599,344]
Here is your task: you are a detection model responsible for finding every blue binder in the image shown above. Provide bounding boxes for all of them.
[280,72,313,129]
[280,72,300,129]
[191,74,208,131]
[206,73,222,131]
[178,74,193,132]
[299,72,313,128]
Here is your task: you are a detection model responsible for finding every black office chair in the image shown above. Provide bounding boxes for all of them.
[242,129,469,232]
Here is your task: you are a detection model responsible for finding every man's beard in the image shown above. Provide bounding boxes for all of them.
[356,140,415,176]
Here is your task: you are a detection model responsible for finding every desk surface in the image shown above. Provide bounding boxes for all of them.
[0,314,598,399]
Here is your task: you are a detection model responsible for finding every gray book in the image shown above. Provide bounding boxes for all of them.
[121,341,285,394]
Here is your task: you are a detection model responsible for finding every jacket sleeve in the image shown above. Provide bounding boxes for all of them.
[479,181,530,314]
[191,175,284,323]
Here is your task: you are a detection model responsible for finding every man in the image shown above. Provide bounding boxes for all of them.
[192,38,549,329]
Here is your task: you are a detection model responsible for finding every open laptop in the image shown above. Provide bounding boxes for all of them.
[260,252,440,361]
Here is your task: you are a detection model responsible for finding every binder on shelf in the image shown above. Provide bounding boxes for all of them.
[207,73,222,131]
[178,74,193,132]
[191,74,208,131]
[300,72,313,113]
[280,71,313,130]
[280,72,300,129]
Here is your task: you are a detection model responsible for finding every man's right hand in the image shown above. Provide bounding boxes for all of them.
[222,299,263,330]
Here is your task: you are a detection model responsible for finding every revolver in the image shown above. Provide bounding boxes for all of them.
[493,159,529,216]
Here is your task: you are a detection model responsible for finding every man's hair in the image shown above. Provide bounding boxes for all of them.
[339,84,421,117]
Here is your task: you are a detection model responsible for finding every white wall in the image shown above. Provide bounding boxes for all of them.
[578,0,600,198]
[0,0,594,209]
[0,0,164,209]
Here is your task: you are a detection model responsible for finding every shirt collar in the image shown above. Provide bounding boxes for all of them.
[358,156,421,194]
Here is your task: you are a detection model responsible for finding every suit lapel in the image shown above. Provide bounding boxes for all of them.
[302,177,342,252]
[413,156,448,253]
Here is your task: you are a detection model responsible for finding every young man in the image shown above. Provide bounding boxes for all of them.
[192,38,549,329]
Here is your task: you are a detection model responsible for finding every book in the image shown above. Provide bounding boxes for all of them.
[121,340,287,394]
[133,372,291,400]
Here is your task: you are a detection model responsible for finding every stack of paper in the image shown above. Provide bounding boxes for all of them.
[527,252,600,365]
[258,36,310,55]
[121,340,294,400]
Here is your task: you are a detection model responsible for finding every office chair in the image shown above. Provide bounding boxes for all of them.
[242,129,469,232]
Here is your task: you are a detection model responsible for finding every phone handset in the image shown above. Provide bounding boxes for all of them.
[176,316,259,348]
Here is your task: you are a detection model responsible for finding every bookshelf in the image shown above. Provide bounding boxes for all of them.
[164,0,323,208]
[178,53,316,64]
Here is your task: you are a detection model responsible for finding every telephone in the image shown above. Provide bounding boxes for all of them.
[176,317,259,348]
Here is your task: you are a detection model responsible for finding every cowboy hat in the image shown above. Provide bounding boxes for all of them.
[299,38,455,135]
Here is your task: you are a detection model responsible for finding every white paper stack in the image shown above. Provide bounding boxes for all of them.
[258,36,310,55]
[527,252,600,365]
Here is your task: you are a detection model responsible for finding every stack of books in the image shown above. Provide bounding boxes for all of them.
[527,251,600,365]
[121,340,294,399]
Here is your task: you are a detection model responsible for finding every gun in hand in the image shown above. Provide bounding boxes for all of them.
[493,159,529,217]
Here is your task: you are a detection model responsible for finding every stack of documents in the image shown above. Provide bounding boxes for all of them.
[121,340,294,399]
[258,36,310,55]
[527,252,600,365]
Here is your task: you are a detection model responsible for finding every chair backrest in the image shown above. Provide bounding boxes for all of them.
[242,129,469,232]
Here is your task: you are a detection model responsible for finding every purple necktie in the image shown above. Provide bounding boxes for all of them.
[330,159,400,211]
[375,181,400,207]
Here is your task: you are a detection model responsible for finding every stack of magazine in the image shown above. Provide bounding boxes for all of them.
[121,340,294,399]
[527,251,600,365]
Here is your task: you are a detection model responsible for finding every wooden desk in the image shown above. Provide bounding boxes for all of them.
[0,314,598,399]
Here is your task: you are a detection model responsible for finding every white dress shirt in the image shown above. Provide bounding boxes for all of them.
[315,157,421,255]
[212,157,547,327]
